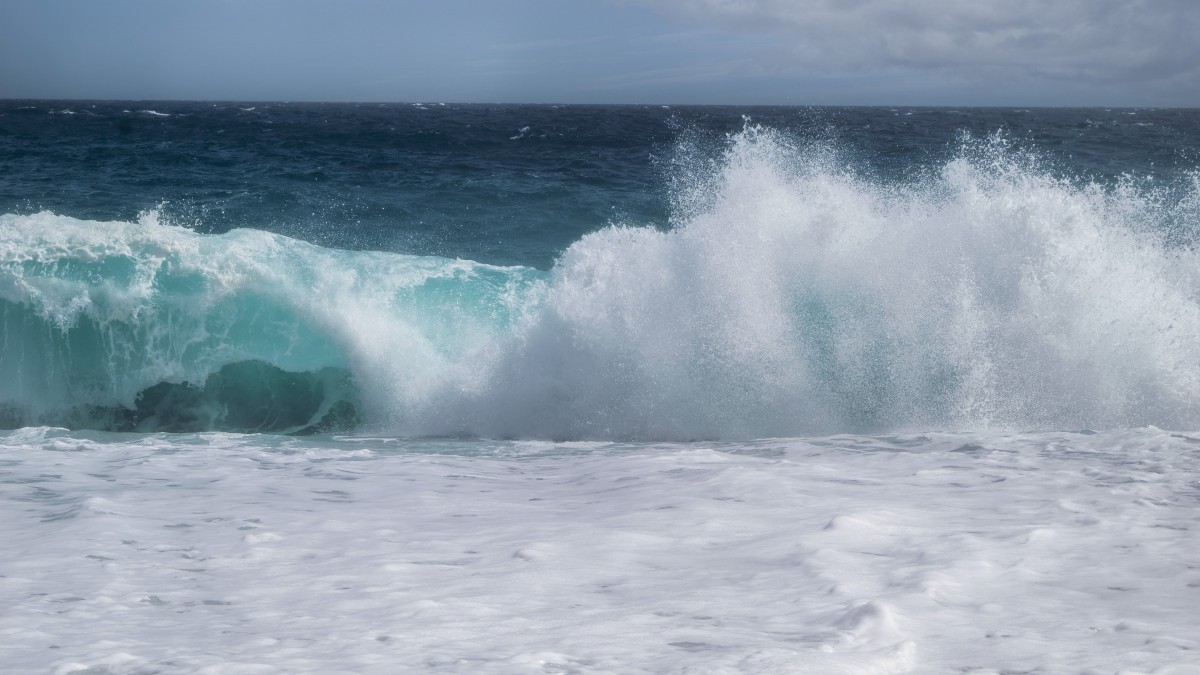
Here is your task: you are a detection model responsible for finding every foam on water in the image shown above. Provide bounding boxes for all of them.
[2,126,1199,438]
[2,427,1197,673]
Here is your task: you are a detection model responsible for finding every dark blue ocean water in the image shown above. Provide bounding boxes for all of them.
[2,101,1199,437]
[3,102,1198,268]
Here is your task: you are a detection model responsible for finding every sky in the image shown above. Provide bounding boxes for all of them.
[1,0,1197,107]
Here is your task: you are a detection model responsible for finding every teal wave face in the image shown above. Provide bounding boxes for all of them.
[0,211,545,432]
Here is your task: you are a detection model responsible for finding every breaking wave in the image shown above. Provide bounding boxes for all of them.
[3,127,1199,438]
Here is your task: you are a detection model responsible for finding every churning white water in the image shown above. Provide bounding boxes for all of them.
[2,428,1198,674]
[418,128,1200,438]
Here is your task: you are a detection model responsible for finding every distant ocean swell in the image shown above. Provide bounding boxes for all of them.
[3,126,1198,439]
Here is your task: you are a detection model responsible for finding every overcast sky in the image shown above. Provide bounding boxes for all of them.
[2,0,1197,106]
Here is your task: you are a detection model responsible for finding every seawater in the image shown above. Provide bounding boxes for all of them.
[2,103,1199,437]
[2,426,1198,673]
[3,102,1200,673]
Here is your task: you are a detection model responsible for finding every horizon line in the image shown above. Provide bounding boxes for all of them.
[3,97,1196,111]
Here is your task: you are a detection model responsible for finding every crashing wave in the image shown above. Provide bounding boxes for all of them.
[2,128,1199,438]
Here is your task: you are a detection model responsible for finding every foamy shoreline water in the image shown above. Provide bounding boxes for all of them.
[3,427,1197,674]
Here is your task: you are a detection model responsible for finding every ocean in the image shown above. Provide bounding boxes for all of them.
[1,101,1198,673]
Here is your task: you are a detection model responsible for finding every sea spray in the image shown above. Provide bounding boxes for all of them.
[417,127,1200,437]
[1,126,1198,437]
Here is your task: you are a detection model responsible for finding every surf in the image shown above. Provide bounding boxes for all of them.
[2,126,1198,438]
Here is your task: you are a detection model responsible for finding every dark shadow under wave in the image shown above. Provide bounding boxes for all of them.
[0,361,360,435]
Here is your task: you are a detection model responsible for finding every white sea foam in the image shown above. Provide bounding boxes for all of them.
[1,428,1196,673]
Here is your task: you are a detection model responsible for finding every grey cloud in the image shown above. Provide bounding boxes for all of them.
[629,0,1200,93]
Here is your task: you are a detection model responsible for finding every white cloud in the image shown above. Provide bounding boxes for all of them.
[627,0,1200,95]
